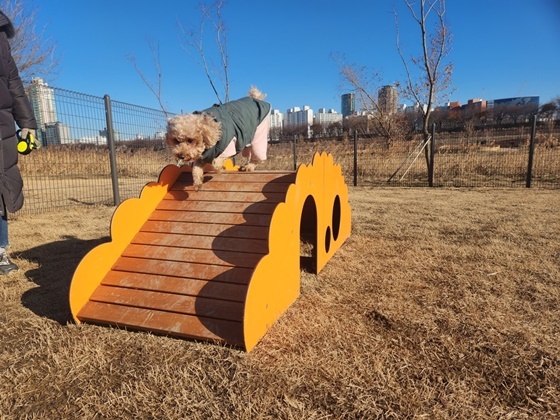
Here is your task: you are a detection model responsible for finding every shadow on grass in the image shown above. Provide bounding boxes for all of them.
[17,235,110,325]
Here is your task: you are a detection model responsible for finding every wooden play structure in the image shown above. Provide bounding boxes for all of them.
[69,152,351,351]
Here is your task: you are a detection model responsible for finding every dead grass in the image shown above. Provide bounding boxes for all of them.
[1,188,559,418]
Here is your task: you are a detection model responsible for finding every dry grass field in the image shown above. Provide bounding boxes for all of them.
[1,187,559,418]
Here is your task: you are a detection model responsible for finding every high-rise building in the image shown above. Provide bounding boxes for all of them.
[465,98,487,113]
[285,106,313,133]
[25,78,58,145]
[268,109,283,141]
[378,85,398,115]
[314,108,342,126]
[341,93,355,117]
[99,128,121,141]
[285,106,313,126]
[268,109,284,141]
[269,109,283,130]
[44,122,71,146]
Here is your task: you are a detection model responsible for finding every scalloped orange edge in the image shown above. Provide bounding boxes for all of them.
[243,152,352,351]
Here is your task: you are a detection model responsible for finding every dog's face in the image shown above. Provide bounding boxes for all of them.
[165,113,222,163]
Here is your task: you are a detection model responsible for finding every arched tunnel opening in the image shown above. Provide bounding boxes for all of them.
[300,195,317,273]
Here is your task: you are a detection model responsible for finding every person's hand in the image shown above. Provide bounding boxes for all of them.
[20,128,36,140]
[20,128,41,149]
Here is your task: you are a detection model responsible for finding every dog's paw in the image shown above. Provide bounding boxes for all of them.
[212,158,226,172]
[240,163,257,172]
[194,183,202,192]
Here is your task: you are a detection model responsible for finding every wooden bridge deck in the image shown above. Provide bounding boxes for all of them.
[77,171,296,347]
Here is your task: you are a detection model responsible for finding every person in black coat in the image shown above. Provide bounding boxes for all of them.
[0,10,38,274]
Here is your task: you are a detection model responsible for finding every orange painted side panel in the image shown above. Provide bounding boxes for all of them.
[312,152,352,273]
[243,152,352,351]
[69,164,188,322]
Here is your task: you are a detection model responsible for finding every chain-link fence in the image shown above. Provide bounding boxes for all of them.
[265,124,559,189]
[358,123,560,188]
[16,84,560,215]
[19,87,175,215]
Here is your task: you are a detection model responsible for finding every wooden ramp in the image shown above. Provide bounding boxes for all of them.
[69,152,351,351]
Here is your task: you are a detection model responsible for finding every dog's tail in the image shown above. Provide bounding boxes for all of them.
[248,86,267,100]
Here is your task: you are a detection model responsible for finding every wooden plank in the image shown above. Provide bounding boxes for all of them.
[121,244,264,268]
[177,171,295,184]
[102,271,248,302]
[131,232,268,254]
[111,257,253,284]
[148,209,273,226]
[140,220,270,240]
[89,285,244,321]
[172,181,291,193]
[156,200,278,215]
[164,190,286,203]
[77,301,244,347]
[217,172,296,183]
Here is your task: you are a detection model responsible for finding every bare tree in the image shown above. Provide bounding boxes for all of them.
[395,0,453,185]
[333,53,404,140]
[130,1,229,113]
[128,40,168,116]
[310,122,322,139]
[539,97,559,142]
[178,0,229,104]
[1,0,58,81]
[540,97,560,124]
[327,121,343,137]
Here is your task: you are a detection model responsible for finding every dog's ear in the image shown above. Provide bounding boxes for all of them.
[164,132,176,147]
[165,116,179,146]
[200,113,221,148]
[166,116,177,130]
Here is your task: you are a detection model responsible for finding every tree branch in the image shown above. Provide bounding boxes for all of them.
[3,0,58,80]
[177,1,230,104]
[128,40,169,116]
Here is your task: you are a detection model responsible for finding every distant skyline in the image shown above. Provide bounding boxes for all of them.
[28,1,560,114]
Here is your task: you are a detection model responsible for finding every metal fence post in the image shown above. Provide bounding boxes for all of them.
[293,135,297,171]
[104,94,120,205]
[429,123,435,187]
[526,114,537,188]
[353,130,358,186]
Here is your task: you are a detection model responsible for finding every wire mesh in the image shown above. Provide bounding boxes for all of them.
[18,87,175,215]
[15,84,560,216]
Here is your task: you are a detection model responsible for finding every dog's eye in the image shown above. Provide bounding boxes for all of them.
[186,138,194,144]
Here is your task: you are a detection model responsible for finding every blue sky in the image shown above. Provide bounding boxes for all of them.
[30,0,560,114]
